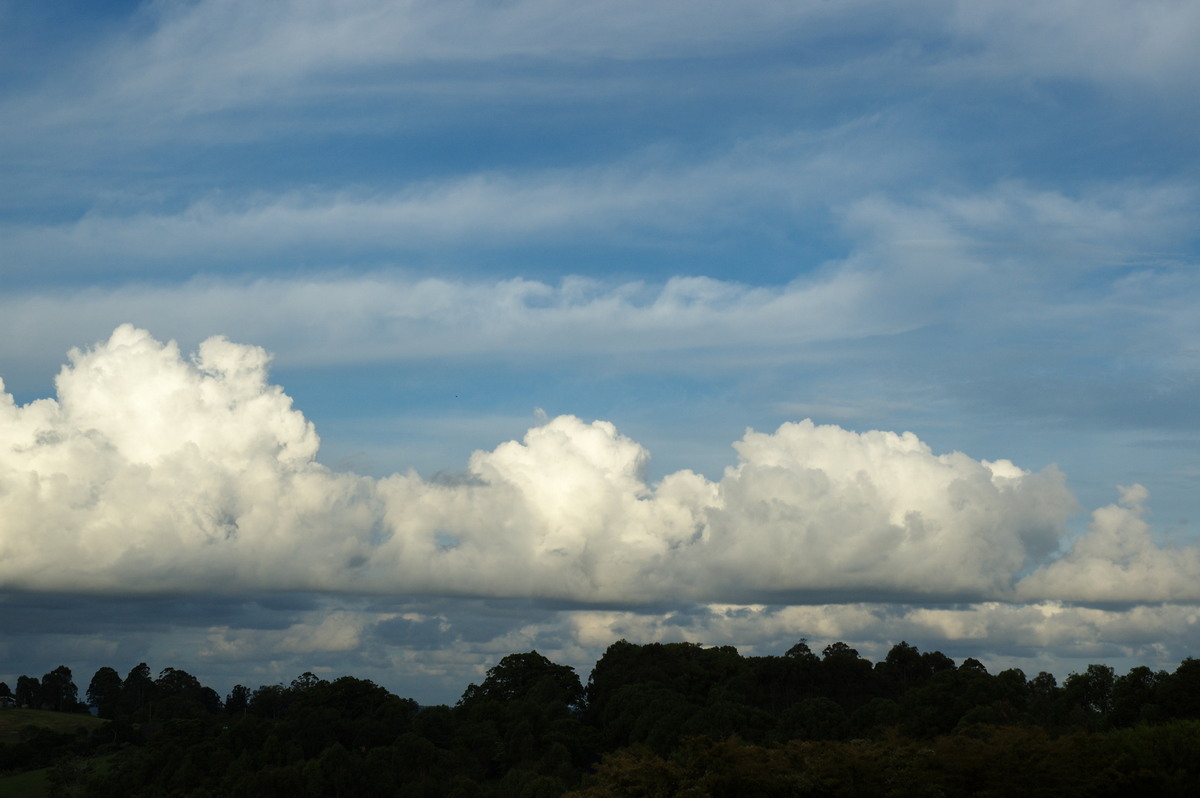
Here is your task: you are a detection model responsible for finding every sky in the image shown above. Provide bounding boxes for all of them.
[1,0,1199,705]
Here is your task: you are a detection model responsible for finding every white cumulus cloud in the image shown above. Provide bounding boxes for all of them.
[4,326,1192,607]
[1017,484,1200,602]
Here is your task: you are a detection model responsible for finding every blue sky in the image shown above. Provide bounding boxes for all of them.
[2,0,1199,703]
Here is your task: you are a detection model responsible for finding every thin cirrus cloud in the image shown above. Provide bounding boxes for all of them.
[10,170,1194,279]
[1,175,1193,392]
[7,323,1197,607]
[16,1,1197,125]
[6,0,1195,189]
[0,130,899,277]
[0,273,888,386]
[1,167,761,272]
[16,1,870,114]
[944,0,1200,86]
[2,0,856,151]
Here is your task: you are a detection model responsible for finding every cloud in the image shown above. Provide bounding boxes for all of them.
[0,325,382,593]
[12,1,1194,137]
[698,424,1074,601]
[0,127,895,276]
[6,0,1194,203]
[9,589,1199,704]
[946,0,1200,88]
[0,272,899,388]
[9,1,867,123]
[201,611,367,661]
[3,318,1199,704]
[4,170,1195,383]
[842,182,1197,276]
[1017,485,1200,602]
[0,325,1092,603]
[562,599,1200,671]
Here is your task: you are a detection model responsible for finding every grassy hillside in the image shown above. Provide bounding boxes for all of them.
[0,709,105,744]
[0,766,50,798]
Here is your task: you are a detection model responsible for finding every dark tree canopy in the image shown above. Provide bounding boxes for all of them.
[40,665,79,712]
[14,642,1200,798]
[785,639,818,661]
[15,674,40,708]
[225,684,251,715]
[87,666,122,719]
[118,662,155,720]
[460,650,584,709]
[154,667,222,718]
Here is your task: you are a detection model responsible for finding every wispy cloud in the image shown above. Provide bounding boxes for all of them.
[11,1,1195,133]
[945,0,1200,87]
[0,272,904,389]
[0,126,908,276]
[3,173,1194,397]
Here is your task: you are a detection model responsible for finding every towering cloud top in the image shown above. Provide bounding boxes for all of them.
[52,324,319,467]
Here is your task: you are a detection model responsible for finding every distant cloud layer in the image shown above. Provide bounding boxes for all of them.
[6,326,1195,608]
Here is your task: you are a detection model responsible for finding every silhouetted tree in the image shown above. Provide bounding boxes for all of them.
[39,665,78,712]
[290,671,326,692]
[249,683,289,719]
[1111,665,1166,726]
[87,666,123,718]
[785,638,818,661]
[119,662,156,720]
[901,662,1006,736]
[587,640,743,723]
[1163,657,1200,720]
[461,650,584,709]
[1063,664,1115,729]
[878,641,924,693]
[225,684,251,715]
[960,657,989,674]
[733,650,820,716]
[820,642,876,710]
[155,667,221,718]
[15,674,40,708]
[877,641,948,699]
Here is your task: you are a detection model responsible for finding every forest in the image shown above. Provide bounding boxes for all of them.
[2,639,1200,796]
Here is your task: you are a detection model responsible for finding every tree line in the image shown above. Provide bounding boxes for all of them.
[0,665,81,713]
[3,640,1200,796]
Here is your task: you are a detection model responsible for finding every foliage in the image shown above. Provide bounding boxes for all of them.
[38,666,79,713]
[7,641,1200,796]
[14,676,40,710]
[86,668,122,721]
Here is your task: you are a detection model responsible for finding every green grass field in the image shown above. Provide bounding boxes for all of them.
[0,766,51,798]
[0,708,106,743]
